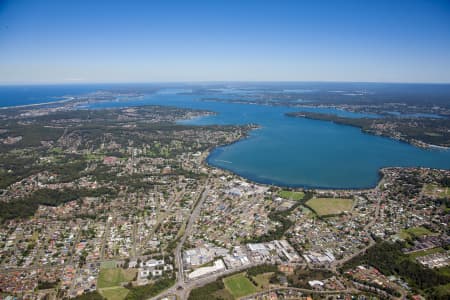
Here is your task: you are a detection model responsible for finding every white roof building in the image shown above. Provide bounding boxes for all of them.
[188,259,225,279]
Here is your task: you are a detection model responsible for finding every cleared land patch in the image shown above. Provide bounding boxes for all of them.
[306,197,353,216]
[223,273,257,298]
[97,268,137,289]
[278,190,305,201]
[253,272,274,289]
[408,247,445,259]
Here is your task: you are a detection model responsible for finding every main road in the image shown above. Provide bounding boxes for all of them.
[151,177,211,299]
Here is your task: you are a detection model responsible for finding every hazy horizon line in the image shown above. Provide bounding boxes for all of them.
[1,80,450,86]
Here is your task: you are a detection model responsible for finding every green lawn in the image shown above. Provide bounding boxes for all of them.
[99,286,129,300]
[100,261,117,269]
[408,247,444,259]
[278,190,305,201]
[97,268,137,289]
[305,197,353,216]
[403,226,434,239]
[84,153,103,161]
[223,273,257,298]
[50,147,63,154]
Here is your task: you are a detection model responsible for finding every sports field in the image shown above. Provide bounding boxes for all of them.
[99,286,130,300]
[97,268,137,289]
[223,273,257,298]
[306,197,353,216]
[100,261,117,269]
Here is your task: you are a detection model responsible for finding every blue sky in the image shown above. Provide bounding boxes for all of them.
[1,0,450,84]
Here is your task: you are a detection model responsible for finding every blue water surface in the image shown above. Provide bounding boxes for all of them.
[87,90,450,189]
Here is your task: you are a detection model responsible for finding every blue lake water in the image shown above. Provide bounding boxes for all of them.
[1,86,450,189]
[86,91,450,189]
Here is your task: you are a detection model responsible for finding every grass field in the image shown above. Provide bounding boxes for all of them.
[400,226,434,240]
[99,286,130,300]
[278,190,305,201]
[223,273,257,298]
[423,184,450,198]
[305,197,353,216]
[97,268,137,289]
[407,226,433,237]
[100,261,117,269]
[407,247,444,259]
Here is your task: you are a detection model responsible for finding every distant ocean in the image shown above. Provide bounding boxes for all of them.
[0,83,165,107]
[0,84,103,107]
